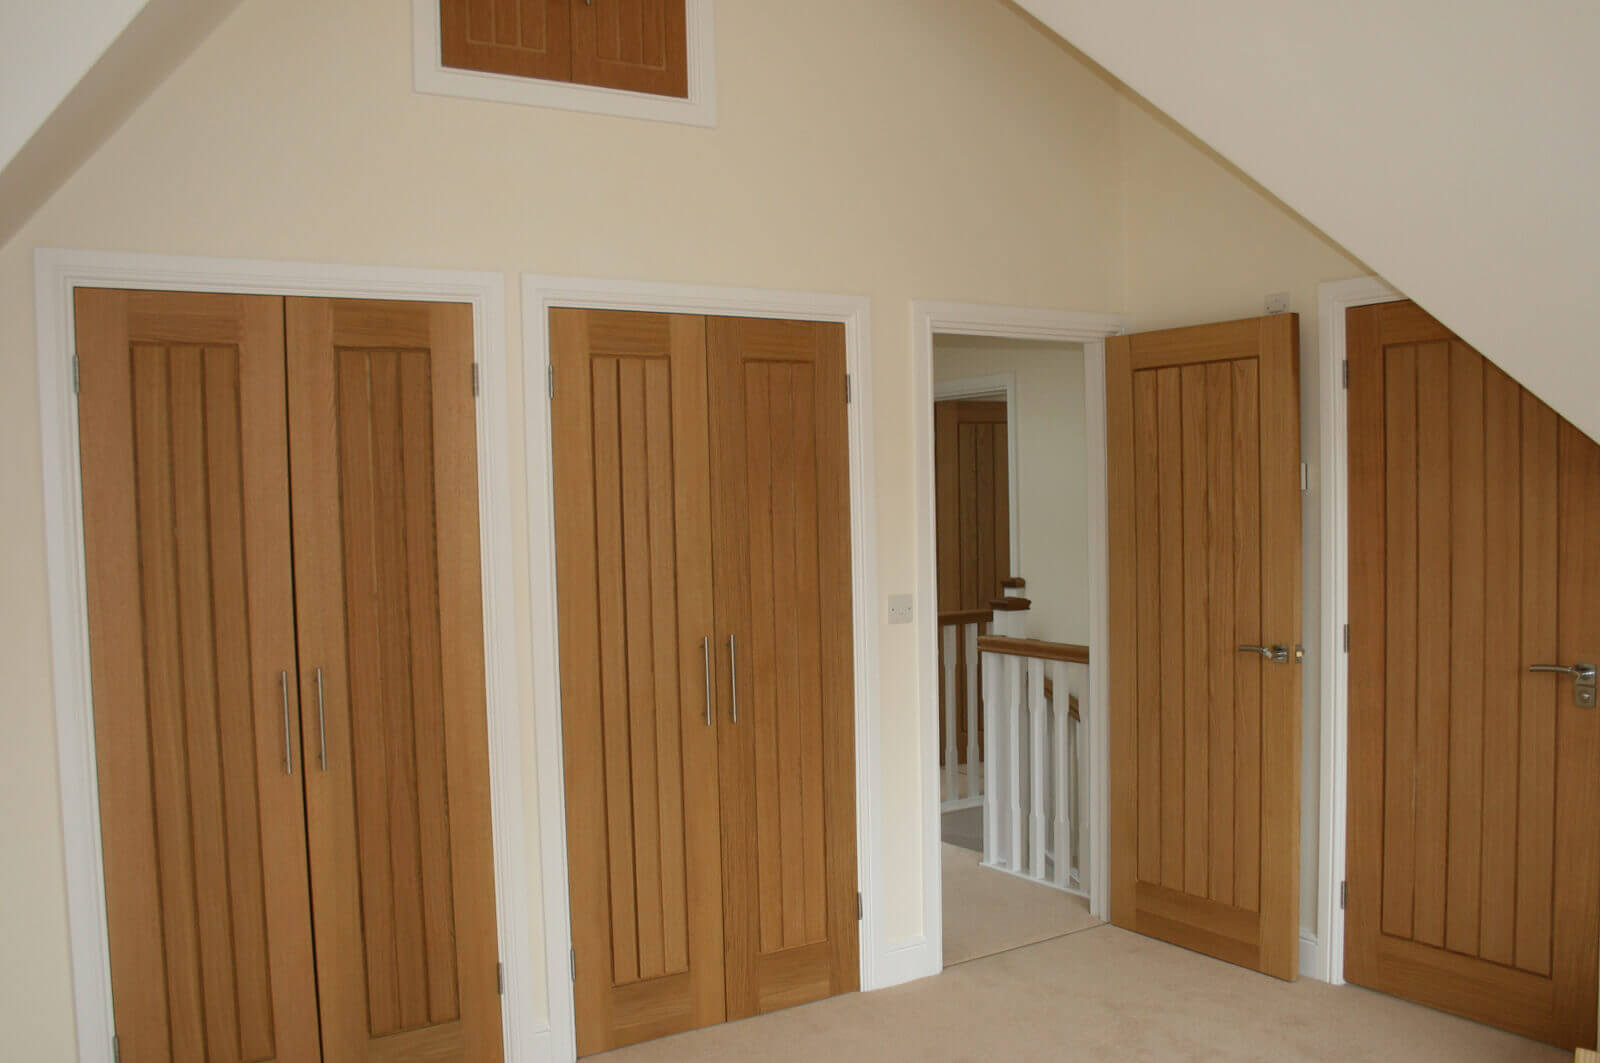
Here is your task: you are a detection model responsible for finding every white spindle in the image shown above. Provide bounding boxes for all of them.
[982,651,1000,865]
[1068,661,1088,889]
[1005,654,1024,870]
[963,622,980,799]
[1028,658,1048,879]
[1050,659,1072,889]
[942,623,958,802]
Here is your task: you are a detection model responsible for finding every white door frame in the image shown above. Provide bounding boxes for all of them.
[931,373,1023,579]
[33,249,538,1062]
[1313,274,1405,986]
[521,275,882,1062]
[912,301,1126,957]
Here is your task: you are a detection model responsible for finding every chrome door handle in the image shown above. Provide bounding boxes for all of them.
[1238,644,1291,664]
[728,634,740,723]
[279,671,294,775]
[314,667,328,770]
[1530,663,1597,707]
[701,636,713,726]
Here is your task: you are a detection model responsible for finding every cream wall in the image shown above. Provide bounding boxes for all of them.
[0,0,1127,1055]
[932,338,1089,646]
[1116,91,1367,937]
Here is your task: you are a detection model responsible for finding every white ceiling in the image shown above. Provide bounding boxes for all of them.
[1017,0,1600,440]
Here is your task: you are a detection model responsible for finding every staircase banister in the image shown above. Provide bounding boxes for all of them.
[976,635,1089,664]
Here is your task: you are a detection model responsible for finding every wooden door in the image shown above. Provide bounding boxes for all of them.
[1344,300,1600,1048]
[707,316,860,1019]
[440,0,572,82]
[934,399,1012,613]
[75,289,322,1063]
[571,0,688,97]
[1107,314,1303,980]
[285,298,504,1062]
[549,309,727,1055]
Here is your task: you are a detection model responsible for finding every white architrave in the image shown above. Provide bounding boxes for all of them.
[34,248,537,1062]
[521,275,881,1062]
[911,300,1125,966]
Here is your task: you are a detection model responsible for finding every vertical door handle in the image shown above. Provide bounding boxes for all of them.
[314,667,328,770]
[701,637,713,726]
[728,634,740,723]
[279,671,294,776]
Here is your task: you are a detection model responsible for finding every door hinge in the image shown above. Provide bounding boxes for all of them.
[497,960,505,995]
[547,364,555,399]
[1343,624,1350,653]
[72,354,81,394]
[1342,359,1349,389]
[1340,881,1347,909]
[1300,462,1310,494]
[112,1035,121,1063]
[856,891,862,920]
[570,946,576,981]
[472,362,481,398]
[846,373,852,404]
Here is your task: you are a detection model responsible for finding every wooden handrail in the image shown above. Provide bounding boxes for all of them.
[1000,576,1026,589]
[938,608,994,626]
[977,635,1089,664]
[988,597,1032,612]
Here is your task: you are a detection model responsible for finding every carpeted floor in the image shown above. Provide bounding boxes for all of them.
[595,924,1565,1062]
[941,842,1098,965]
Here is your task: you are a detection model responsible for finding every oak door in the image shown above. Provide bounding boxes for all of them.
[934,398,1012,613]
[550,309,727,1055]
[1344,300,1600,1048]
[76,289,323,1063]
[707,316,860,1019]
[285,298,504,1062]
[1107,314,1303,980]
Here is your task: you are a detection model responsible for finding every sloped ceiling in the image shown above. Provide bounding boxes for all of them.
[1016,0,1600,440]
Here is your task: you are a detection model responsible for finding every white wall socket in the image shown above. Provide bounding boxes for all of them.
[886,594,914,625]
[1264,291,1290,315]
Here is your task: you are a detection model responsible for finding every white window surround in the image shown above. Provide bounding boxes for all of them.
[411,0,717,128]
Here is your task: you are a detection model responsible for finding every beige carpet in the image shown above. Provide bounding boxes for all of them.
[941,842,1098,965]
[596,925,1565,1062]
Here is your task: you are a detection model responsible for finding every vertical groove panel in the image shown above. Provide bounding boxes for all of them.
[1478,363,1521,965]
[1180,364,1211,897]
[398,351,460,1022]
[1155,368,1185,891]
[1515,395,1558,976]
[958,425,978,610]
[1232,360,1262,912]
[1205,363,1236,906]
[1132,372,1163,884]
[590,356,640,985]
[1413,341,1451,950]
[1381,345,1419,939]
[975,424,995,604]
[769,365,807,949]
[1443,348,1486,955]
[790,365,829,944]
[201,347,277,1060]
[618,357,666,980]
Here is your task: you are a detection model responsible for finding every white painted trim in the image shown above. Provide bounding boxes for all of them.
[521,275,881,1062]
[1299,931,1320,978]
[912,301,1125,960]
[1313,275,1405,987]
[34,249,538,1063]
[411,0,717,128]
[932,372,1023,581]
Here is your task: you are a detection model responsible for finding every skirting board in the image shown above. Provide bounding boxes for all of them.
[874,935,942,988]
[1300,931,1321,980]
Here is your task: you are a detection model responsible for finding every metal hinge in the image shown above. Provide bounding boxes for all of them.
[112,1035,120,1063]
[548,364,555,399]
[73,354,81,394]
[1342,360,1349,389]
[846,373,852,404]
[497,961,504,995]
[1340,881,1347,909]
[570,946,576,981]
[1343,624,1350,653]
[856,891,862,920]
[473,362,481,397]
[1300,462,1309,494]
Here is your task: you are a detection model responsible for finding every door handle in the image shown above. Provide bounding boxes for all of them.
[728,634,740,723]
[279,671,294,776]
[701,636,713,726]
[314,667,328,770]
[1529,663,1597,708]
[1238,644,1292,664]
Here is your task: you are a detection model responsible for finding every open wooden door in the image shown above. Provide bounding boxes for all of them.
[1107,314,1302,980]
[1344,300,1600,1048]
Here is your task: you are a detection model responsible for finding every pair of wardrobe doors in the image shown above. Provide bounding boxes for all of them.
[75,289,503,1063]
[550,309,860,1055]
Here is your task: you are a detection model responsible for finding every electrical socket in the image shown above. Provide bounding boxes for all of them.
[1264,291,1290,315]
[886,594,913,625]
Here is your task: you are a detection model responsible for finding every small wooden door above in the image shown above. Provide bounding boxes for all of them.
[1107,314,1303,981]
[1344,300,1600,1048]
[934,398,1012,613]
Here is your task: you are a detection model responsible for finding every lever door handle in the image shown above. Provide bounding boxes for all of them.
[1530,663,1598,708]
[1238,644,1291,664]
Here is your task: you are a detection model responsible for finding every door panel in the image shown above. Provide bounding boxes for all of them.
[570,0,688,97]
[707,316,859,1019]
[1345,300,1600,1048]
[286,297,503,1062]
[934,399,1011,613]
[1108,314,1301,980]
[440,0,572,82]
[75,289,321,1062]
[549,308,725,1056]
